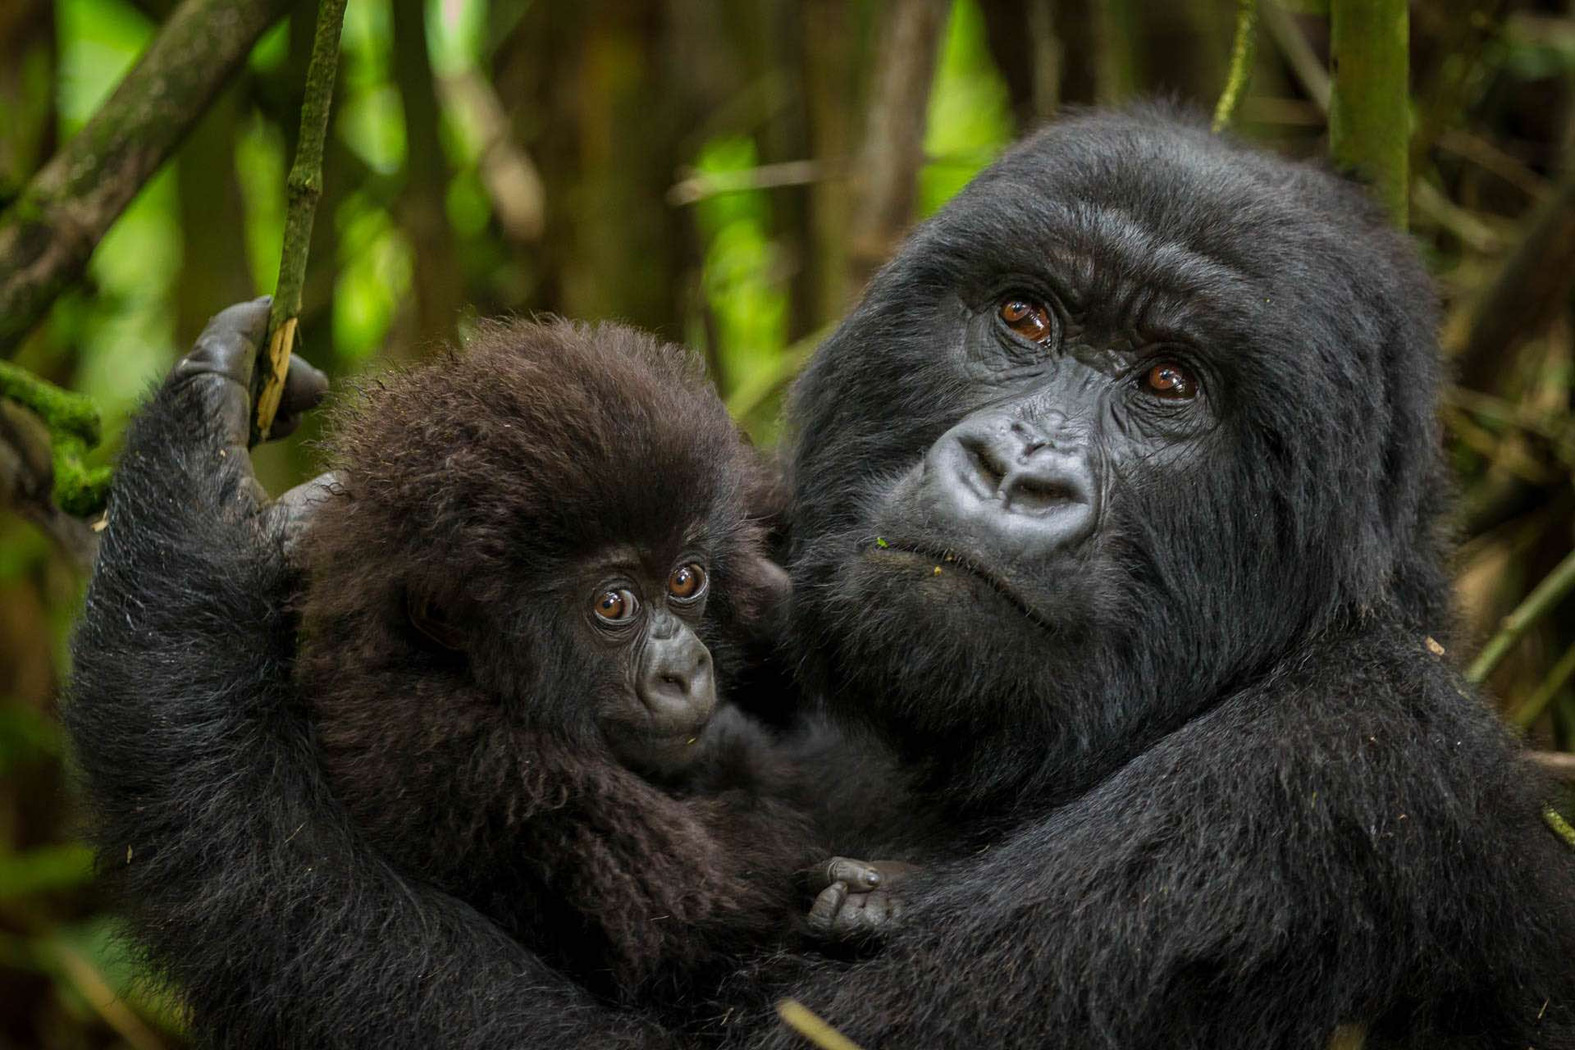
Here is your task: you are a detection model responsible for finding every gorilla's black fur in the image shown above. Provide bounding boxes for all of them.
[63,106,1575,1050]
[754,105,1575,1048]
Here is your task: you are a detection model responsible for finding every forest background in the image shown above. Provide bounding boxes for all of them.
[0,0,1573,1045]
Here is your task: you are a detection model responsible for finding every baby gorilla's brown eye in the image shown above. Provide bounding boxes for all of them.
[998,297,1053,343]
[667,563,707,603]
[1145,362,1197,401]
[593,588,639,624]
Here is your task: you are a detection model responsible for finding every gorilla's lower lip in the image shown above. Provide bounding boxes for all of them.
[862,540,1052,629]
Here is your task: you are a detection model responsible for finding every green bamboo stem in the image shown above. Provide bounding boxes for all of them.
[1328,0,1409,226]
[1545,806,1575,850]
[1212,0,1258,133]
[251,0,348,444]
[1467,546,1575,685]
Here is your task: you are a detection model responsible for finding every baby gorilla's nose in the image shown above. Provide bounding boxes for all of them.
[638,628,716,728]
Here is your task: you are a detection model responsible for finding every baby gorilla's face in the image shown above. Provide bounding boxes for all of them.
[574,544,718,778]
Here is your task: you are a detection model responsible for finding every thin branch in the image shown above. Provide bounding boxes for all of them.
[1544,806,1575,849]
[1437,129,1551,204]
[1212,0,1259,132]
[0,0,291,357]
[669,160,832,207]
[253,0,348,443]
[48,938,166,1050]
[776,1000,866,1050]
[1261,2,1329,111]
[1530,751,1575,781]
[1467,546,1575,684]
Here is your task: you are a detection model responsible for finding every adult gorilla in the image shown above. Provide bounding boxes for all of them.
[65,107,1575,1048]
[759,107,1575,1047]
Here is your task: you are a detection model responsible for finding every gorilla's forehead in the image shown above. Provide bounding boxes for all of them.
[915,115,1357,308]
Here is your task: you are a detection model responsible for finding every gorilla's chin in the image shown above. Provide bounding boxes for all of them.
[804,543,1097,734]
[860,542,1055,629]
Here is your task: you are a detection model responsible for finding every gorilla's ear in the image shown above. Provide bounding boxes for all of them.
[729,554,792,640]
[405,590,466,651]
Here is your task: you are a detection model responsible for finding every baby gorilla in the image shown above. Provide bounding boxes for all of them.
[294,321,826,1005]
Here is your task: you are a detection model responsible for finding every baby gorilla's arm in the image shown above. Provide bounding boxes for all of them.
[67,301,675,1049]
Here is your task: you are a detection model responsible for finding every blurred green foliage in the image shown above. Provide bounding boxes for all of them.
[3,0,1575,1044]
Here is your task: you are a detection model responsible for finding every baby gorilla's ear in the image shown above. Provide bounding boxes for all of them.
[406,590,467,651]
[727,553,791,641]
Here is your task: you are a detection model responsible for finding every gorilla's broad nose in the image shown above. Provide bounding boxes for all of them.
[637,628,716,726]
[921,414,1097,556]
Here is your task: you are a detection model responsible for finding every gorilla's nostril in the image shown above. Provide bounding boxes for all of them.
[1004,474,1074,514]
[962,441,1007,496]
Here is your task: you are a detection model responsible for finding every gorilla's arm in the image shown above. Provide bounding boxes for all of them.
[65,301,672,1049]
[754,634,1575,1049]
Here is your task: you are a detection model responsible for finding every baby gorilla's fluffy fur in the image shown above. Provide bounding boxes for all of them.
[295,321,815,1005]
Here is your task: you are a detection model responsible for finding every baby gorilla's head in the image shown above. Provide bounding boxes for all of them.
[296,321,786,812]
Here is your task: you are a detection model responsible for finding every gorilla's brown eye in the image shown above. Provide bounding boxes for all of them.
[1144,362,1197,400]
[593,588,639,624]
[998,297,1053,343]
[668,563,707,602]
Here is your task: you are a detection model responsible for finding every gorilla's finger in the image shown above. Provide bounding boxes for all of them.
[267,358,330,440]
[864,859,917,886]
[807,882,848,936]
[814,857,882,892]
[268,471,343,565]
[166,298,272,449]
[283,357,329,416]
[173,296,272,389]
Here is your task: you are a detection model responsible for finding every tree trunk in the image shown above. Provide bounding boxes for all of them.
[391,0,463,354]
[0,0,291,355]
[846,0,949,295]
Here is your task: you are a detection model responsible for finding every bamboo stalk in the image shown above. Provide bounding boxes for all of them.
[1212,0,1258,132]
[1467,546,1575,684]
[1328,0,1409,226]
[251,0,348,444]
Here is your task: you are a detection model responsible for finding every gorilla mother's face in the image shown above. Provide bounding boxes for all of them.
[787,109,1444,789]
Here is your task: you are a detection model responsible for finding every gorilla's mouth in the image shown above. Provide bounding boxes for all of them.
[861,539,1052,630]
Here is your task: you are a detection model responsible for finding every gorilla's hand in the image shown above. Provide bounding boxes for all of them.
[167,297,334,547]
[170,297,328,446]
[806,857,916,942]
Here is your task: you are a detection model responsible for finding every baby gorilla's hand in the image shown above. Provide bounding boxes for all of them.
[805,857,916,942]
[168,297,335,554]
